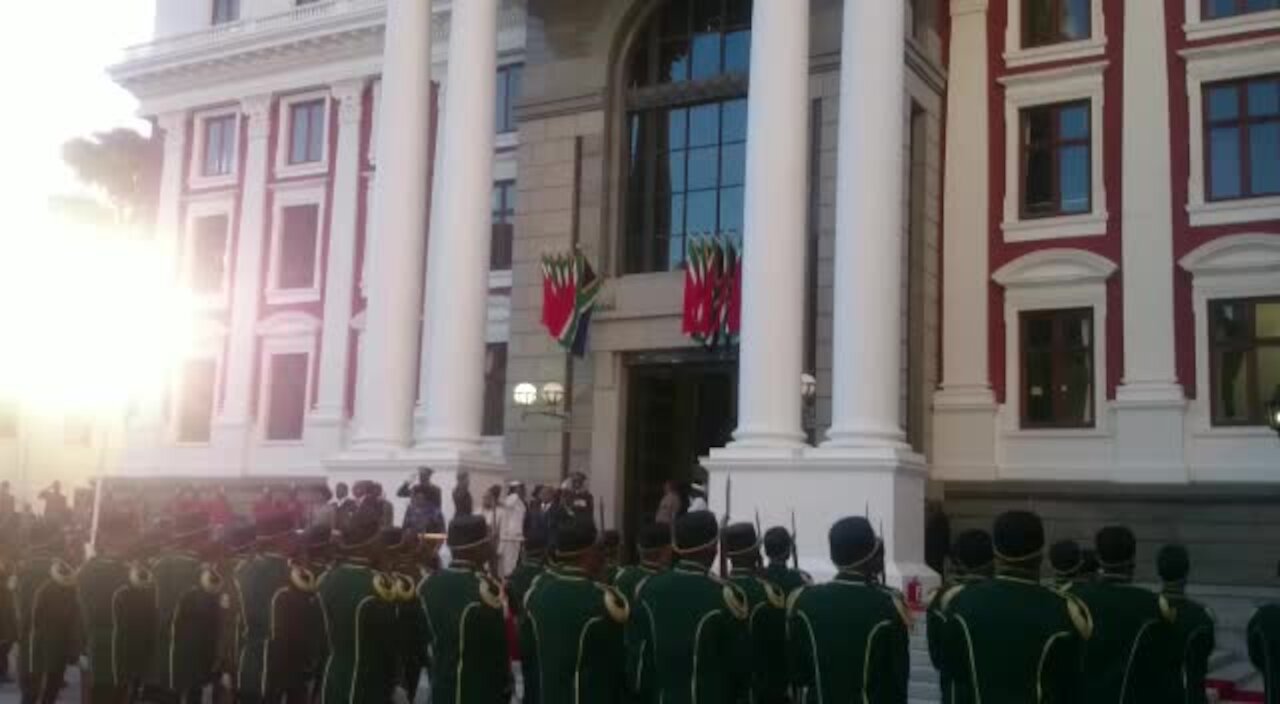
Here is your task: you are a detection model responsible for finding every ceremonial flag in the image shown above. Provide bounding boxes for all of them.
[680,233,743,349]
[540,250,600,357]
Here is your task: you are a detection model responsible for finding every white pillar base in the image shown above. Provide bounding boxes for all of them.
[931,386,999,481]
[1113,382,1188,483]
[702,446,935,589]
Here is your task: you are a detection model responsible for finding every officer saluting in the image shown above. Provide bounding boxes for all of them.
[1154,544,1214,704]
[14,520,79,704]
[147,512,223,704]
[77,512,155,704]
[927,529,992,704]
[520,516,628,704]
[630,510,748,704]
[419,515,511,704]
[940,511,1092,703]
[787,516,909,703]
[1249,560,1280,704]
[1072,525,1175,704]
[722,523,787,704]
[762,527,810,596]
[613,522,670,603]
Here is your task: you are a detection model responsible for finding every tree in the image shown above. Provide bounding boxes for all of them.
[62,127,162,229]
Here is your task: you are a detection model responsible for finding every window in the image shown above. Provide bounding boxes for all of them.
[201,115,237,177]
[1020,308,1095,428]
[64,417,92,447]
[212,0,239,24]
[191,215,229,294]
[1204,0,1280,20]
[1021,101,1091,219]
[265,353,308,441]
[277,204,320,290]
[1022,0,1091,48]
[1204,75,1280,202]
[496,64,523,134]
[483,343,508,436]
[177,359,216,443]
[1210,297,1280,425]
[491,181,516,270]
[288,99,326,165]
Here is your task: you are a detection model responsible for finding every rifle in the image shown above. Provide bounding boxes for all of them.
[719,475,732,579]
[790,509,799,571]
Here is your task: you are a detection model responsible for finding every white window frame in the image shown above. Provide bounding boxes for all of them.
[993,248,1116,437]
[1000,61,1109,242]
[188,107,241,189]
[256,312,321,445]
[275,90,331,179]
[266,180,327,306]
[171,351,224,446]
[1005,0,1107,69]
[1181,35,1280,227]
[1184,0,1280,41]
[183,195,236,309]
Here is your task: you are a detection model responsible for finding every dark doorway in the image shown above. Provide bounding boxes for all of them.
[623,352,737,557]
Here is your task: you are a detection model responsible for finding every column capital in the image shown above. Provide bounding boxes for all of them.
[240,94,274,140]
[951,0,989,16]
[331,78,368,126]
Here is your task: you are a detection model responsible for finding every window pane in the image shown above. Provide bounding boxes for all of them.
[1023,144,1055,215]
[689,104,720,147]
[1260,346,1280,410]
[1026,316,1053,347]
[178,359,216,443]
[308,104,326,162]
[1209,126,1242,199]
[722,99,748,142]
[692,0,722,32]
[1024,107,1054,146]
[192,216,228,293]
[667,150,687,192]
[1205,0,1237,17]
[1216,348,1250,422]
[691,33,723,80]
[1024,349,1054,422]
[718,186,744,237]
[1245,0,1280,12]
[1023,0,1055,46]
[279,205,319,289]
[720,142,745,187]
[660,39,691,83]
[667,109,688,150]
[1064,313,1092,348]
[662,0,690,35]
[1207,85,1240,121]
[686,190,717,233]
[1248,80,1279,117]
[1062,349,1093,424]
[669,194,686,237]
[1059,105,1089,140]
[724,30,751,74]
[726,0,753,27]
[1059,144,1090,213]
[1214,302,1248,341]
[482,343,508,436]
[266,353,308,441]
[1258,303,1280,338]
[1062,0,1091,40]
[1251,122,1280,195]
[687,146,719,190]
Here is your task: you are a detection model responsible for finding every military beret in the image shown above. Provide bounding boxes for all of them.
[1095,525,1136,568]
[340,509,383,549]
[255,512,294,540]
[600,529,621,549]
[1156,544,1190,583]
[554,516,598,556]
[638,522,672,552]
[447,515,491,550]
[524,522,549,554]
[222,524,257,553]
[951,529,994,572]
[1048,539,1083,576]
[992,510,1044,562]
[829,516,879,569]
[174,511,211,539]
[763,527,792,559]
[673,511,720,554]
[722,522,759,557]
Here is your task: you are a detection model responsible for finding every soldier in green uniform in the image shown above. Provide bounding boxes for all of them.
[146,512,223,704]
[601,530,622,585]
[941,510,1092,703]
[214,523,256,704]
[505,523,548,620]
[1154,544,1214,704]
[1072,525,1176,704]
[234,513,320,704]
[786,516,908,704]
[722,522,787,704]
[315,508,398,704]
[520,516,628,704]
[612,522,670,603]
[0,515,18,685]
[380,527,427,699]
[1249,561,1280,704]
[76,513,156,704]
[629,510,748,704]
[926,529,992,704]
[418,514,510,704]
[14,520,79,704]
[296,524,335,704]
[1048,539,1084,590]
[762,527,810,596]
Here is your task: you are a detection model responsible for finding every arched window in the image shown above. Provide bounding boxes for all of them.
[622,0,752,274]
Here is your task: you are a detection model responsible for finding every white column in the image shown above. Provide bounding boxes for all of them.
[310,79,367,439]
[931,0,998,480]
[725,0,810,450]
[351,0,432,452]
[415,0,498,452]
[825,0,909,449]
[1115,0,1186,480]
[217,95,272,436]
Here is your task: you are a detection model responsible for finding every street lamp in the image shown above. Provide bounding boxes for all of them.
[1267,387,1280,438]
[514,380,569,420]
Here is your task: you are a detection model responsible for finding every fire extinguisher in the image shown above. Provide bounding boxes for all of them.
[906,576,923,609]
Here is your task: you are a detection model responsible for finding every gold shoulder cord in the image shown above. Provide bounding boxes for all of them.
[1158,594,1177,624]
[478,574,505,610]
[372,572,398,602]
[289,562,319,594]
[129,562,155,589]
[1065,593,1094,640]
[50,559,78,587]
[722,583,748,620]
[761,579,786,609]
[601,584,630,624]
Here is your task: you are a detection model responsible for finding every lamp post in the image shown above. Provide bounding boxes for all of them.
[513,381,570,421]
[1267,387,1280,439]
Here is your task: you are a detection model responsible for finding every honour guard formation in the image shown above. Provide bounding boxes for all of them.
[6,500,1280,704]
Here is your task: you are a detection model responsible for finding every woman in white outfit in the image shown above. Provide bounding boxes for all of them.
[498,481,527,577]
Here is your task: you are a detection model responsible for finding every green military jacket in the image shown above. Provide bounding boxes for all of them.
[1071,578,1176,704]
[1248,604,1280,704]
[315,560,399,704]
[613,563,662,603]
[391,565,429,691]
[418,559,510,704]
[942,574,1090,704]
[76,556,155,687]
[762,562,810,596]
[629,559,749,704]
[1158,590,1214,704]
[216,556,249,686]
[727,568,788,704]
[234,553,320,697]
[146,551,222,691]
[787,571,910,704]
[927,578,983,704]
[506,559,544,619]
[14,552,79,677]
[520,565,629,704]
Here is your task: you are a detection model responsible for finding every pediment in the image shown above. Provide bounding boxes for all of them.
[1179,234,1280,276]
[992,248,1118,288]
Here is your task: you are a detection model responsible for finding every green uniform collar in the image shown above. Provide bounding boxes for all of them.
[833,570,875,584]
[674,560,709,575]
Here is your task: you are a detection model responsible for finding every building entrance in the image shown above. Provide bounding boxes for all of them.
[622,352,737,555]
